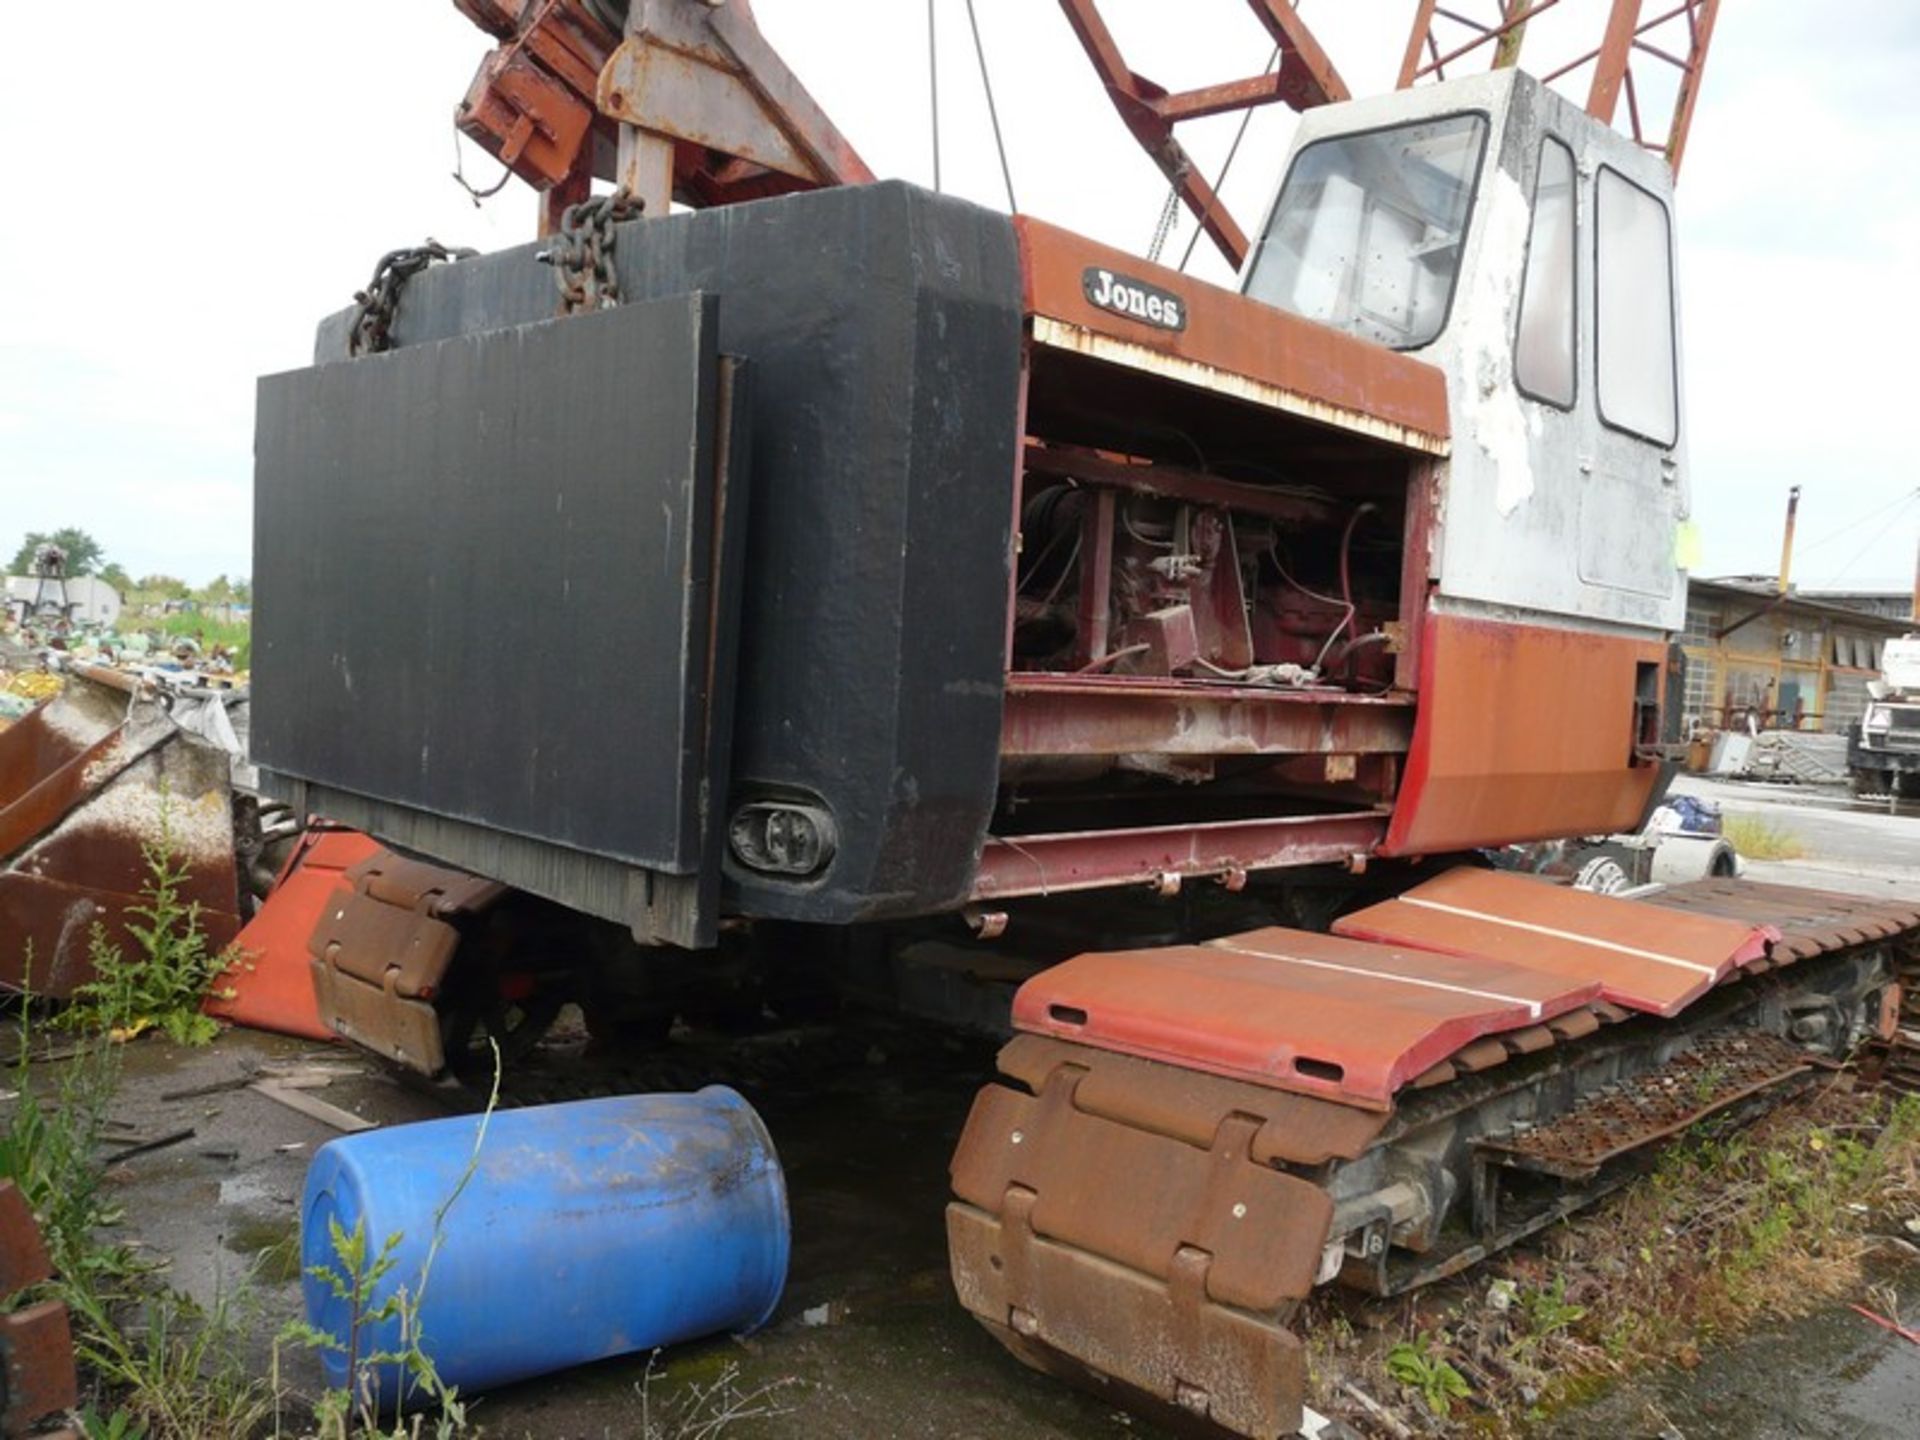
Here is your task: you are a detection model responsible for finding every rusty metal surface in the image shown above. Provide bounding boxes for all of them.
[972,810,1385,902]
[951,1073,1329,1312]
[0,1180,77,1435]
[1874,965,1920,1096]
[996,1035,1388,1167]
[1010,923,1600,1111]
[1025,443,1346,528]
[1477,1030,1812,1181]
[305,849,505,1074]
[1016,219,1450,455]
[454,0,870,223]
[1381,613,1669,858]
[1399,0,1723,177]
[0,676,242,999]
[1053,0,1346,268]
[957,892,1919,1438]
[1,1301,77,1437]
[207,828,381,1042]
[0,1182,51,1299]
[1337,867,1774,1018]
[1000,673,1412,759]
[949,1034,1355,1438]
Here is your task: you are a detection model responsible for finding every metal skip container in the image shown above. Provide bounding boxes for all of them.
[299,1086,788,1401]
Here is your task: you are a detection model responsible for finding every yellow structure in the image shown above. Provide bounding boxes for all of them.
[1680,579,1912,734]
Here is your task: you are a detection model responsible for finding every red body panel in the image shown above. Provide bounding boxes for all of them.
[1384,613,1668,856]
[1015,218,1451,452]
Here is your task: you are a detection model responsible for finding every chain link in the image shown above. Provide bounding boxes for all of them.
[1146,179,1182,266]
[537,187,645,314]
[348,240,475,357]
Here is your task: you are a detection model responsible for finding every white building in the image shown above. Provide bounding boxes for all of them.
[5,574,124,628]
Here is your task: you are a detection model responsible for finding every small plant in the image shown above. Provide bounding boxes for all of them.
[65,1282,277,1440]
[1721,813,1805,861]
[282,1216,443,1438]
[0,955,134,1290]
[636,1351,801,1440]
[4,954,271,1440]
[61,806,233,1047]
[1691,1061,1728,1106]
[1385,1335,1471,1418]
[1522,1276,1587,1341]
[283,1043,501,1439]
[77,1409,149,1440]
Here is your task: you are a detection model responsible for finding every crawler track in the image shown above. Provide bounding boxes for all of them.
[948,878,1920,1439]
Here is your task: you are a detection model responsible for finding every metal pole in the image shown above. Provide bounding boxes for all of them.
[1910,531,1920,625]
[1777,485,1801,596]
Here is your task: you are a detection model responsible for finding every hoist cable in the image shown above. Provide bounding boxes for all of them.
[928,0,943,193]
[964,0,1018,213]
[1177,42,1281,273]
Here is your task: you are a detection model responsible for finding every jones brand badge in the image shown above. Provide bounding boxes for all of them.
[1083,267,1187,332]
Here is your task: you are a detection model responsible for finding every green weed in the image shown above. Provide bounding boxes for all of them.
[65,1281,277,1440]
[61,811,232,1047]
[281,1043,500,1439]
[0,959,134,1292]
[1385,1335,1471,1418]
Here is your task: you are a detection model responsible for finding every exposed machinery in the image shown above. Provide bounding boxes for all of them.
[238,3,1920,1435]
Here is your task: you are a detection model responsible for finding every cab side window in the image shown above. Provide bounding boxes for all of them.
[1515,137,1577,407]
[1595,166,1678,445]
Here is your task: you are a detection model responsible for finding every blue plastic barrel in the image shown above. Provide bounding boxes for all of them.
[299,1086,787,1403]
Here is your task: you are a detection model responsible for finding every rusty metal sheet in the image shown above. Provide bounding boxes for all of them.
[1380,614,1669,858]
[1,1180,77,1434]
[973,811,1386,902]
[1336,867,1775,1018]
[949,1202,1305,1440]
[1015,218,1450,454]
[350,852,505,921]
[0,677,241,999]
[950,1073,1330,1313]
[1,1300,78,1435]
[308,882,462,999]
[948,1040,1340,1437]
[1000,673,1412,758]
[996,1035,1388,1167]
[303,848,510,1075]
[0,1181,51,1296]
[1011,924,1600,1110]
[206,828,381,1042]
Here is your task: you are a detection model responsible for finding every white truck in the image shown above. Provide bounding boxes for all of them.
[1848,636,1920,798]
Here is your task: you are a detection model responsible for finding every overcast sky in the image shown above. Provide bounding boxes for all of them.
[2,1,1915,592]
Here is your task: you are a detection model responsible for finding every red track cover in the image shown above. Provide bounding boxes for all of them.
[1011,925,1601,1111]
[205,828,378,1042]
[1335,868,1777,1018]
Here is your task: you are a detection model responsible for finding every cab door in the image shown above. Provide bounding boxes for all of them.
[1577,164,1686,605]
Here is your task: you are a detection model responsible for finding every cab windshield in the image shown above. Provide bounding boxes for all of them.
[1244,114,1488,350]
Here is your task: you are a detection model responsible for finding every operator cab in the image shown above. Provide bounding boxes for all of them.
[1240,69,1690,637]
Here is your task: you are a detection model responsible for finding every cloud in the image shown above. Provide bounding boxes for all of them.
[0,0,1912,595]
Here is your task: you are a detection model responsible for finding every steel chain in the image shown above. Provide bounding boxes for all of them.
[538,187,645,313]
[348,240,475,357]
